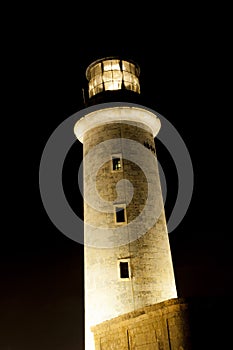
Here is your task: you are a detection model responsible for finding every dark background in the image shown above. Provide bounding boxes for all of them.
[1,7,232,350]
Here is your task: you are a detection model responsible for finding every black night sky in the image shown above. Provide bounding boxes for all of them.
[1,8,232,350]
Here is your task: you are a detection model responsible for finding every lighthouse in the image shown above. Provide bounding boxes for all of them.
[74,57,190,350]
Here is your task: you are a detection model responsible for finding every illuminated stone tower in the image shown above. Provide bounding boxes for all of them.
[74,57,191,350]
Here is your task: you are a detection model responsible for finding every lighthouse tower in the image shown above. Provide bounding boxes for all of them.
[74,57,183,350]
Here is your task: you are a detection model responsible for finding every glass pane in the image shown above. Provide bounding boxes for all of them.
[122,60,130,72]
[95,84,103,94]
[124,81,131,90]
[111,59,120,70]
[112,70,122,80]
[134,77,140,93]
[104,81,114,91]
[115,82,122,90]
[93,63,102,76]
[131,84,137,92]
[108,81,121,90]
[103,71,113,82]
[89,79,94,90]
[89,66,95,79]
[132,75,138,85]
[123,71,133,83]
[96,74,102,85]
[129,63,135,74]
[103,60,112,71]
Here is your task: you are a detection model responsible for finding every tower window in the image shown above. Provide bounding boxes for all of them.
[111,154,122,171]
[114,205,127,224]
[118,259,131,279]
[120,262,129,278]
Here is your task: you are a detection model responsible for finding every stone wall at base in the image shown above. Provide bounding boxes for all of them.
[91,298,192,350]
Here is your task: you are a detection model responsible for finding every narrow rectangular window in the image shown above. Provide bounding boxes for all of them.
[115,205,126,223]
[120,261,129,278]
[111,154,122,171]
[118,258,131,280]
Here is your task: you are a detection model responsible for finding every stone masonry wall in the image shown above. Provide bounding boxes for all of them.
[92,298,192,350]
[83,118,177,350]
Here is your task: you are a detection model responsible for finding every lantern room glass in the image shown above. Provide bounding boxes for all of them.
[86,58,140,98]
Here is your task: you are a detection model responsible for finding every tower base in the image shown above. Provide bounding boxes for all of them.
[91,298,192,349]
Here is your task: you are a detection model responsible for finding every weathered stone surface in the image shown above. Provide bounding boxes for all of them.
[92,298,192,350]
[76,106,177,350]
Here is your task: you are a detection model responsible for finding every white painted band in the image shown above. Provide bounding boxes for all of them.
[74,106,161,143]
